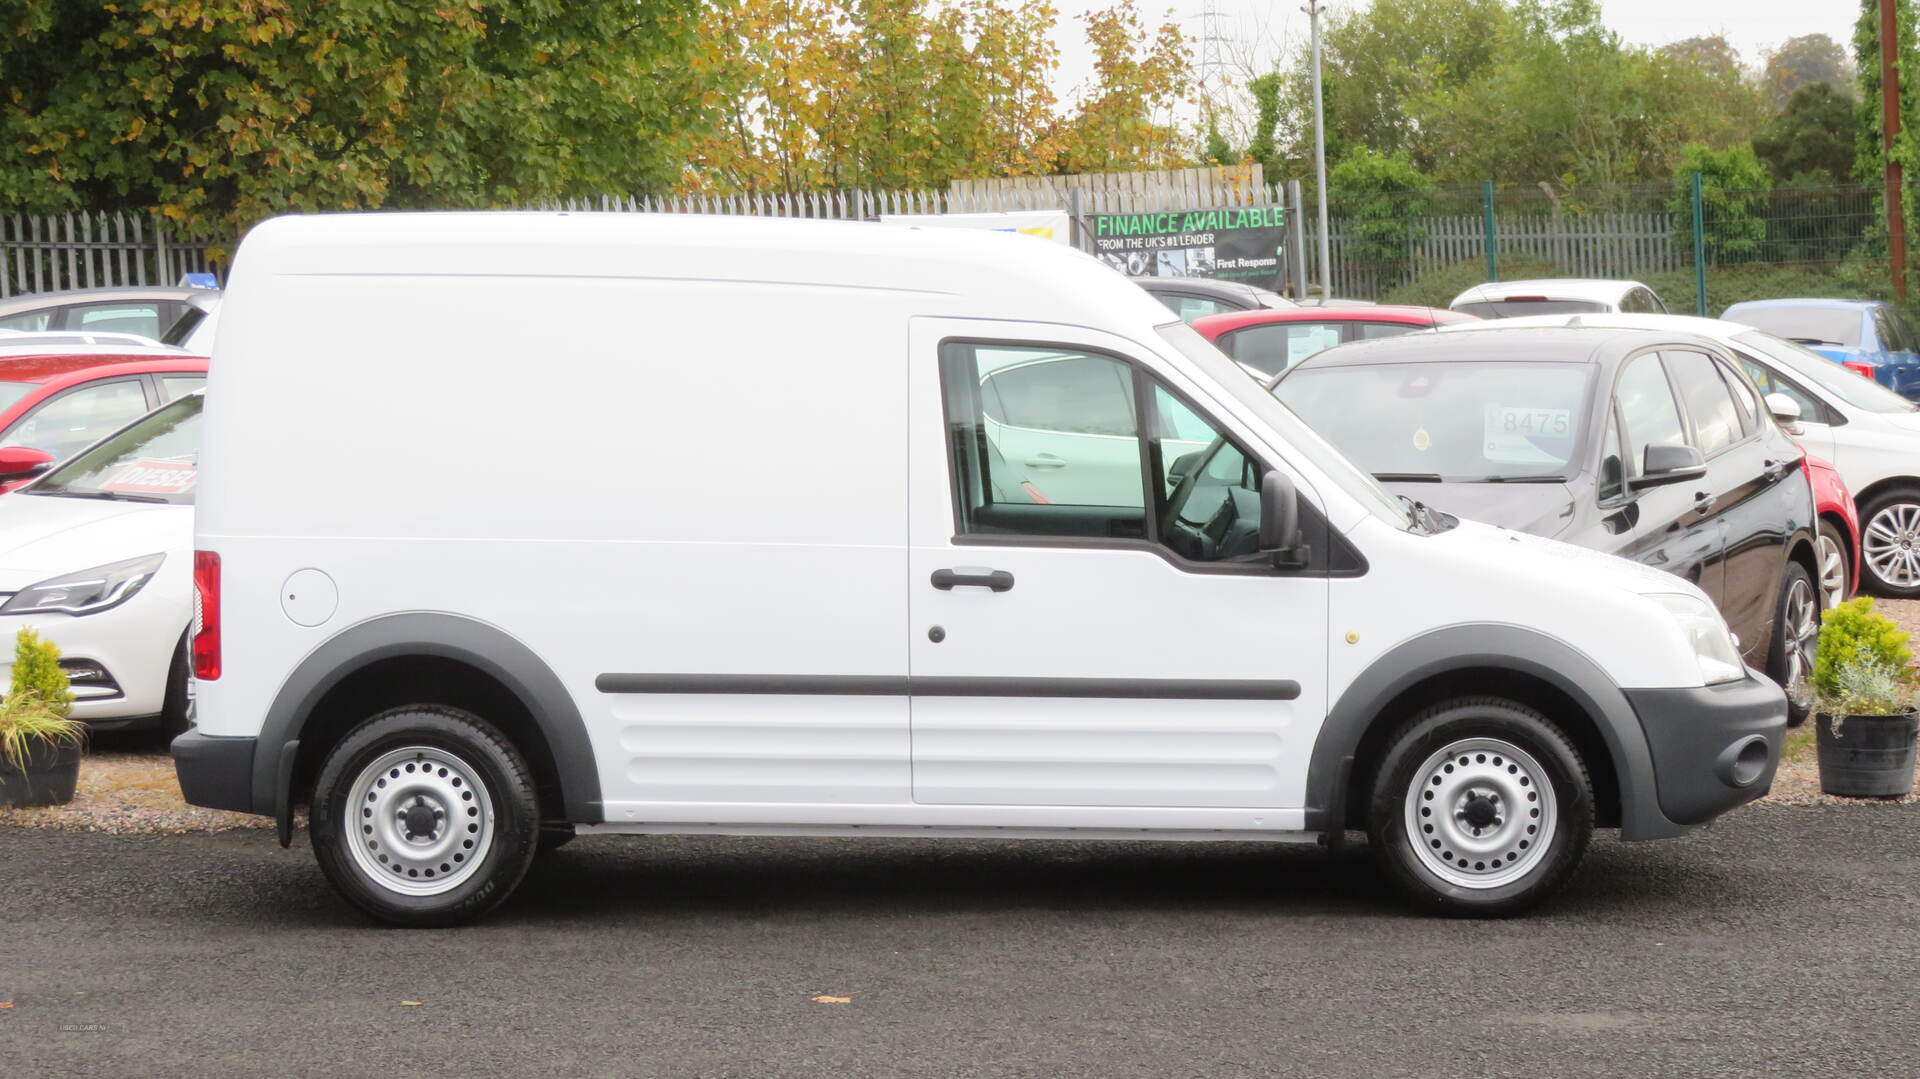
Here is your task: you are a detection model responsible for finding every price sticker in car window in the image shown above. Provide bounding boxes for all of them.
[1483,405,1572,465]
[100,457,197,495]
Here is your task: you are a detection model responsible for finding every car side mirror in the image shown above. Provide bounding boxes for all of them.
[0,446,55,481]
[1259,471,1309,568]
[1628,443,1708,491]
[1764,391,1805,435]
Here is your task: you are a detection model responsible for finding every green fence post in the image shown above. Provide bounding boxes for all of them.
[1482,180,1497,282]
[1690,171,1707,316]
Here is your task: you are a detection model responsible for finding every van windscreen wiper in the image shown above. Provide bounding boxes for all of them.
[1373,471,1444,482]
[1482,474,1567,483]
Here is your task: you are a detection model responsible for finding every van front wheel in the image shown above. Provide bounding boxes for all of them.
[1366,698,1593,916]
[310,706,542,927]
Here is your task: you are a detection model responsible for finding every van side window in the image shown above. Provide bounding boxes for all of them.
[940,342,1269,565]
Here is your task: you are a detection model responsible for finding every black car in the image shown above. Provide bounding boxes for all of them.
[1130,275,1296,322]
[1272,325,1820,698]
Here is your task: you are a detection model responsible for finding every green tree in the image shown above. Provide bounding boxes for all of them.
[1284,0,1766,189]
[1050,0,1192,175]
[0,1,707,241]
[1670,143,1771,265]
[1755,83,1859,185]
[1328,147,1433,287]
[1763,33,1853,107]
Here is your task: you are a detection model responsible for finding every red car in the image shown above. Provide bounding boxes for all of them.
[1804,452,1860,609]
[1191,304,1479,379]
[0,348,208,492]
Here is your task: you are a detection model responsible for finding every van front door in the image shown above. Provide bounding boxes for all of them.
[907,319,1330,811]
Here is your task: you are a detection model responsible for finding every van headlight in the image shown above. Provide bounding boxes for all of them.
[1649,592,1744,685]
[0,554,166,617]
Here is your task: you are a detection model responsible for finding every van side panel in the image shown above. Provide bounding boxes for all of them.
[196,271,912,813]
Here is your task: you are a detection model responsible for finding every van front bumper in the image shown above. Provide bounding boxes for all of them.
[171,730,258,814]
[1625,671,1786,829]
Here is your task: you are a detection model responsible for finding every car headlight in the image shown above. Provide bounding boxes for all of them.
[1649,592,1744,686]
[0,554,166,617]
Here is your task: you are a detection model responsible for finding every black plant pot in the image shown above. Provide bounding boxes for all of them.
[0,738,81,808]
[1816,711,1919,798]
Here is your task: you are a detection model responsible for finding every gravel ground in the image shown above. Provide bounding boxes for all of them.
[0,730,271,834]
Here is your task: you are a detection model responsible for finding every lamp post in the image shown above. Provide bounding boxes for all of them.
[1304,0,1331,302]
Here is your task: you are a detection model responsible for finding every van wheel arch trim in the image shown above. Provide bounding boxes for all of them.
[1305,623,1672,841]
[251,612,601,825]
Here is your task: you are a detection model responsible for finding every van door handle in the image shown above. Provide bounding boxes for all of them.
[1024,453,1067,469]
[1693,490,1717,512]
[931,568,1015,592]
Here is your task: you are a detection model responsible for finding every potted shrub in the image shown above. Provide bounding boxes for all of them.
[0,627,83,808]
[1810,597,1918,798]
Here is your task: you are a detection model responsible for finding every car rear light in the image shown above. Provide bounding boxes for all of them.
[192,550,220,681]
[1843,360,1876,380]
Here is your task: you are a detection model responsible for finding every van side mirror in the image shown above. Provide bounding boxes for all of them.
[1764,391,1805,434]
[0,446,54,481]
[1259,471,1309,568]
[1628,443,1707,491]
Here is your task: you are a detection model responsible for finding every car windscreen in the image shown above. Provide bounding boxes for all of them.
[0,381,36,412]
[1274,360,1594,481]
[1733,330,1918,413]
[1726,306,1863,348]
[1454,299,1609,319]
[29,393,202,505]
[1728,305,1858,345]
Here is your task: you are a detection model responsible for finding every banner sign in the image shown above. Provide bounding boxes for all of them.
[1090,206,1286,284]
[881,210,1071,244]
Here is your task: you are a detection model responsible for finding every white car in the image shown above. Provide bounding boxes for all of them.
[1437,311,1920,597]
[175,212,1784,926]
[1449,279,1667,319]
[0,393,199,731]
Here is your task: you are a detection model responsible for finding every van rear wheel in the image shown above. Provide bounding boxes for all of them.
[1366,698,1592,916]
[310,705,541,927]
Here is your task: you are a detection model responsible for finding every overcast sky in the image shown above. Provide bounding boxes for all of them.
[1047,0,1859,105]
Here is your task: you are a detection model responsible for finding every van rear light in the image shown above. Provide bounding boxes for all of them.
[192,550,221,680]
[1843,360,1877,380]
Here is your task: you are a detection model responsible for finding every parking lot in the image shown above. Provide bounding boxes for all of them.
[2,801,1916,1078]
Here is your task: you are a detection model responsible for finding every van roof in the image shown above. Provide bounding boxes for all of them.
[232,212,1175,332]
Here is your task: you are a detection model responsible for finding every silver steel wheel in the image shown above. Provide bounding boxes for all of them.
[1816,531,1848,609]
[1864,502,1920,588]
[344,745,494,897]
[1782,575,1819,690]
[1404,737,1557,890]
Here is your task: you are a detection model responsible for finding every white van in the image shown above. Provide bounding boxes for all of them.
[173,213,1785,925]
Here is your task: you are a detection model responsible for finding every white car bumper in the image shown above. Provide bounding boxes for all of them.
[0,574,190,729]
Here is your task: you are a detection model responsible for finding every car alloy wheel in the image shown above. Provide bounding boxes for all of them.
[1815,528,1848,610]
[345,745,495,897]
[1781,575,1818,691]
[1402,737,1557,891]
[1863,501,1920,590]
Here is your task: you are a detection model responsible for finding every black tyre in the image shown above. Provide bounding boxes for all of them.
[310,705,541,927]
[158,631,192,738]
[1767,561,1818,726]
[1367,697,1593,916]
[1859,487,1920,598]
